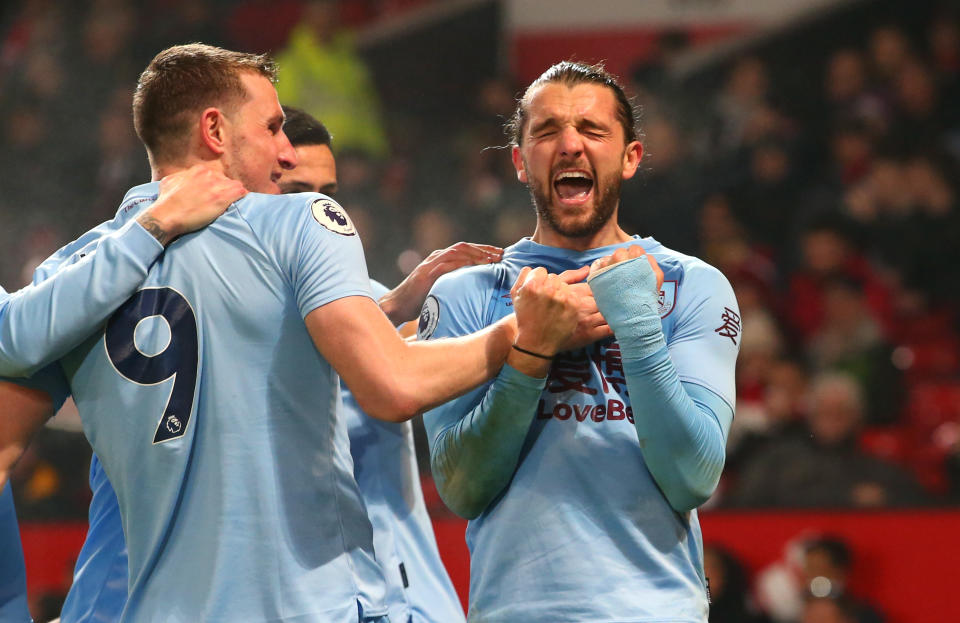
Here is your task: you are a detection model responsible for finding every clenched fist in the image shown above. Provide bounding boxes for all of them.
[509,267,580,375]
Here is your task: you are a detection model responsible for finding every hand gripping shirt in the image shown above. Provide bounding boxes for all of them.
[422,237,739,623]
[343,282,466,623]
[25,183,388,623]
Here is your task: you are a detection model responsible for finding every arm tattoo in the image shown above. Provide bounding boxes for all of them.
[137,214,172,246]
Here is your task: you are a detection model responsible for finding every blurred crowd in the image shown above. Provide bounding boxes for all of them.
[5,1,959,621]
[705,535,886,623]
[668,13,960,511]
[3,0,960,521]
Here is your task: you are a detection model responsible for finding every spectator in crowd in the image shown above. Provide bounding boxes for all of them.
[730,137,804,256]
[867,25,912,87]
[823,49,886,130]
[821,118,877,207]
[729,372,926,508]
[802,539,883,623]
[755,535,884,623]
[728,357,811,473]
[451,76,534,248]
[712,56,772,153]
[703,545,770,623]
[805,277,904,425]
[276,0,388,158]
[785,217,893,342]
[620,114,702,253]
[888,58,946,152]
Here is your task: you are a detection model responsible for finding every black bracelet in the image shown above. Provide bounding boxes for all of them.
[512,344,554,360]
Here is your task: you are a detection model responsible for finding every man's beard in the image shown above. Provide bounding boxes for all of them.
[528,169,622,239]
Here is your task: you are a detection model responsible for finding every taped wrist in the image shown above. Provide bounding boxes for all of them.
[588,256,665,360]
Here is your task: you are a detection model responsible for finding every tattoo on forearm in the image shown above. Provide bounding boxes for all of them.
[137,214,171,246]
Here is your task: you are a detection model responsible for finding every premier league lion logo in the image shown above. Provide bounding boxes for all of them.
[311,198,356,235]
[418,295,440,340]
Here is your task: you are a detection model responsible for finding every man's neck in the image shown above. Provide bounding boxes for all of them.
[151,155,224,181]
[530,222,633,252]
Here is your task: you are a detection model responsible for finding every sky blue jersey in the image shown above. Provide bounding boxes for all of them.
[65,411,467,623]
[343,281,465,623]
[61,283,464,623]
[422,237,739,623]
[1,285,34,623]
[59,455,127,623]
[24,210,464,623]
[0,211,147,623]
[23,182,388,622]
[0,484,31,623]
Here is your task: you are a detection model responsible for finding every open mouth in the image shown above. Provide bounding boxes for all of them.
[553,170,594,204]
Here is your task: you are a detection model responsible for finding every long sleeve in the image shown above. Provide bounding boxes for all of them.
[0,220,162,377]
[589,256,739,512]
[622,348,733,511]
[426,364,546,519]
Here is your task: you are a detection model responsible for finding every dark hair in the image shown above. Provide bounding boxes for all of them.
[505,60,638,146]
[805,537,852,569]
[281,105,332,148]
[133,43,278,165]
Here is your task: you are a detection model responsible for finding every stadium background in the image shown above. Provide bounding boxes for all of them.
[2,0,960,620]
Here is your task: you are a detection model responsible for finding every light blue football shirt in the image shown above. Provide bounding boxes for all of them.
[1,285,36,623]
[59,455,127,623]
[343,282,465,623]
[0,213,148,623]
[16,194,458,623]
[423,237,739,623]
[62,284,465,623]
[0,484,31,623]
[30,182,389,622]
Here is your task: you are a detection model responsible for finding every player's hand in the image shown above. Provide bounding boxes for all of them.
[137,165,247,246]
[588,245,664,292]
[379,242,503,325]
[562,279,613,350]
[509,267,580,374]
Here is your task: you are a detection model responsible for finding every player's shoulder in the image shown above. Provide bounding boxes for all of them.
[116,182,159,219]
[236,190,319,219]
[648,240,731,288]
[237,192,359,237]
[431,261,503,297]
[423,263,504,338]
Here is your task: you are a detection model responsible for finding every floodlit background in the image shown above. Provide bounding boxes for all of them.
[2,0,959,621]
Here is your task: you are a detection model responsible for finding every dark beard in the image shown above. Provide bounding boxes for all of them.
[528,170,622,239]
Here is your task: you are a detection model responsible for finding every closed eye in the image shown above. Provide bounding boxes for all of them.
[267,114,285,135]
[581,124,610,138]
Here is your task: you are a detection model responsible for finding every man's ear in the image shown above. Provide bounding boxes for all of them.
[621,140,643,181]
[198,107,227,156]
[512,145,528,184]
